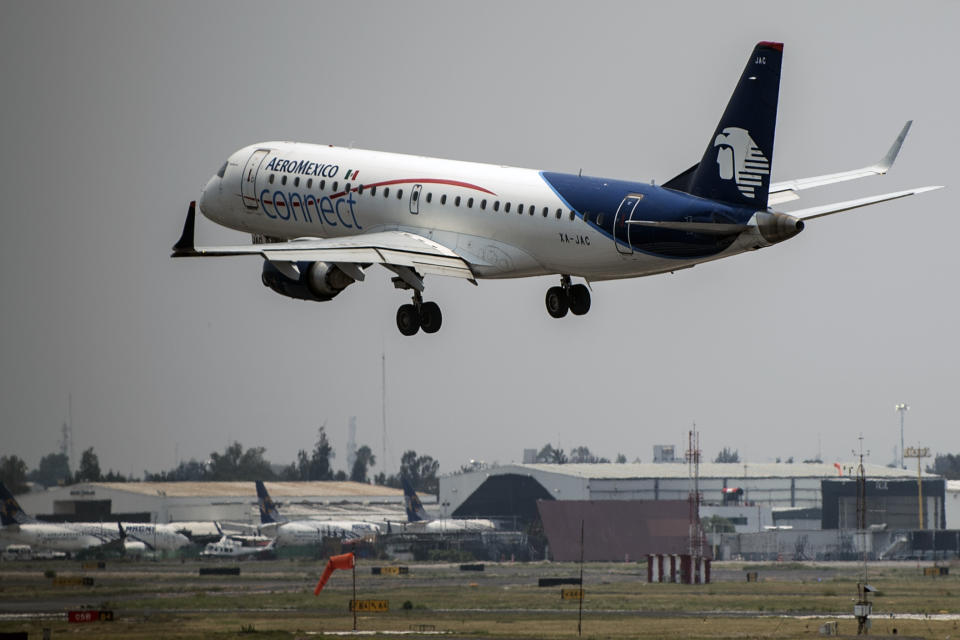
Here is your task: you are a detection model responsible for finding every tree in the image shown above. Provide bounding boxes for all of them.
[399,450,440,494]
[615,453,627,464]
[208,442,275,481]
[536,443,567,464]
[29,453,71,487]
[350,445,375,483]
[281,427,334,481]
[74,447,102,483]
[146,459,208,482]
[0,455,29,494]
[714,447,740,463]
[931,453,960,480]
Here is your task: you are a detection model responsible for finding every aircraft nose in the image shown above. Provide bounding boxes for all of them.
[199,174,220,215]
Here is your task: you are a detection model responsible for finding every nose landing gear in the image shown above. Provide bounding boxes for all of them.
[546,275,591,319]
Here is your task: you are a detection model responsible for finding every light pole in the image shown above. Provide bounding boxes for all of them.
[903,446,930,529]
[895,404,909,469]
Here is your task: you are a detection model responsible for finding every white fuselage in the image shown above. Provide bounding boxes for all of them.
[199,143,757,281]
[271,520,379,546]
[0,523,104,553]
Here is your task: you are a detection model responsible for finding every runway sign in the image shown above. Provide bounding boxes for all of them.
[349,599,389,612]
[561,588,584,600]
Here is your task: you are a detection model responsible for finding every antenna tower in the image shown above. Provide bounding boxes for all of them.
[686,426,703,559]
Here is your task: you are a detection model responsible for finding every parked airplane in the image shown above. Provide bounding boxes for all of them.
[1,482,109,553]
[0,482,189,553]
[255,481,380,546]
[173,42,940,335]
[400,477,496,533]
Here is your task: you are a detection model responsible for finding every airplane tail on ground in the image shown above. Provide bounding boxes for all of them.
[255,481,285,525]
[0,481,37,526]
[665,41,783,210]
[401,477,430,523]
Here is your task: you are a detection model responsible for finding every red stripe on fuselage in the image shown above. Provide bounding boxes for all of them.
[328,178,497,200]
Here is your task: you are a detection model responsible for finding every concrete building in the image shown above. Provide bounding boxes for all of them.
[16,481,406,525]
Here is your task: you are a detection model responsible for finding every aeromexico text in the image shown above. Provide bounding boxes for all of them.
[266,156,339,178]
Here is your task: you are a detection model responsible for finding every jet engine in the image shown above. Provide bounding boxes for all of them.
[261,260,356,302]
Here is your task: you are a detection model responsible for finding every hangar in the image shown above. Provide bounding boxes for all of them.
[442,461,940,530]
[16,481,406,525]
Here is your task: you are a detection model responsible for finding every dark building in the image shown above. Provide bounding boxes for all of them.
[821,478,946,530]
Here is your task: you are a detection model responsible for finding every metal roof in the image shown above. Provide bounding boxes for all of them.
[503,461,934,480]
[87,481,403,500]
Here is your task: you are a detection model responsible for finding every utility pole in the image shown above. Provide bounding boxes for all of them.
[854,434,872,635]
[895,404,909,469]
[903,446,930,529]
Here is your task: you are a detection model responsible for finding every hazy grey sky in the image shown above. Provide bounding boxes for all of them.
[1,1,957,478]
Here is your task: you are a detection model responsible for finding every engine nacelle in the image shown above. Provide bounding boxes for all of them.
[261,260,356,302]
[756,211,804,245]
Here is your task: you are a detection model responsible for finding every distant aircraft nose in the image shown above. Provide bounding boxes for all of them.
[199,174,221,217]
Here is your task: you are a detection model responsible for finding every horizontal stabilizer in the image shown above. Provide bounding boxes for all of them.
[788,185,942,221]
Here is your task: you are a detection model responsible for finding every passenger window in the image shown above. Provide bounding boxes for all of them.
[480,199,487,210]
[518,204,524,215]
[370,185,376,196]
[426,193,432,203]
[320,180,326,190]
[569,210,575,220]
[384,187,390,198]
[345,183,351,193]
[543,207,548,217]
[467,197,473,208]
[358,184,364,193]
[455,196,461,206]
[597,213,605,225]
[412,190,419,201]
[557,209,563,219]
[269,174,275,184]
[332,181,338,191]
[505,202,511,213]
[307,179,313,189]
[397,189,403,199]
[493,201,500,212]
[281,175,287,185]
[294,177,300,187]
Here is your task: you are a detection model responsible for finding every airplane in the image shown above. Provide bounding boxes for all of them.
[399,477,496,533]
[254,481,380,546]
[173,41,941,336]
[0,481,189,553]
[1,482,110,553]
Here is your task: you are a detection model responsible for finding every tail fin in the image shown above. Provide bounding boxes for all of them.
[401,477,429,522]
[683,42,783,209]
[0,481,35,525]
[255,481,284,524]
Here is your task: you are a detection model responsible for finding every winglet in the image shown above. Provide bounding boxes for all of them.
[874,120,912,173]
[171,202,197,257]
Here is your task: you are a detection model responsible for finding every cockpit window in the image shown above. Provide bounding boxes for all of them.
[216,162,227,178]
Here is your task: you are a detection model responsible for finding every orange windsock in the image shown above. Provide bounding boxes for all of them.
[314,552,355,595]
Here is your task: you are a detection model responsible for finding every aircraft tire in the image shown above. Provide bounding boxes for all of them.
[396,304,420,336]
[569,284,591,315]
[545,287,569,318]
[420,301,442,333]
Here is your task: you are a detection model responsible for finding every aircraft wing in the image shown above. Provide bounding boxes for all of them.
[172,202,476,284]
[768,121,913,205]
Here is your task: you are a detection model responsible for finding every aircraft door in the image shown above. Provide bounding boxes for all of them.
[613,194,644,254]
[409,184,422,214]
[241,149,270,210]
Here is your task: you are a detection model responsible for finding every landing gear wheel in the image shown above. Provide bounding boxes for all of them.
[545,286,569,318]
[569,284,591,315]
[396,304,420,336]
[419,301,442,333]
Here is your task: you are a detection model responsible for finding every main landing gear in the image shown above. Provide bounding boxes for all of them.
[395,287,443,336]
[545,274,591,318]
